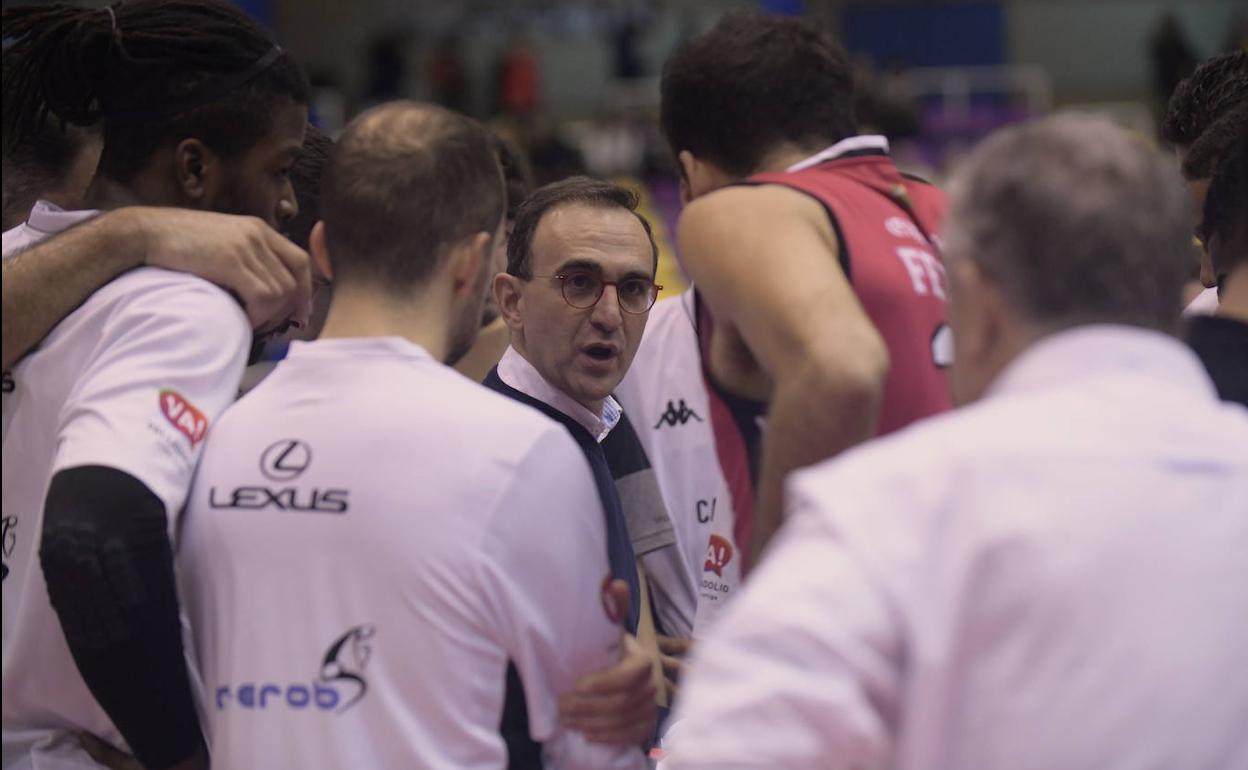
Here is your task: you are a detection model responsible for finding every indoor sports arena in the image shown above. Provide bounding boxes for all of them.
[2,1,1246,768]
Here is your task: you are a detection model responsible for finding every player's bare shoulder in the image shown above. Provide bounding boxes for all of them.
[676,184,842,401]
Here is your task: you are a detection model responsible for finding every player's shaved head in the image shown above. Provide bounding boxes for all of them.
[320,101,505,292]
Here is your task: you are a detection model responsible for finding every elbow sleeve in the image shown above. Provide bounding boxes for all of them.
[41,465,203,770]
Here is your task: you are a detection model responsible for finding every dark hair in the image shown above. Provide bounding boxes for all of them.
[2,0,309,183]
[320,101,505,291]
[1182,101,1248,181]
[506,176,658,280]
[492,133,535,222]
[1201,124,1248,278]
[284,125,333,250]
[660,12,855,178]
[1,52,100,229]
[1162,51,1247,149]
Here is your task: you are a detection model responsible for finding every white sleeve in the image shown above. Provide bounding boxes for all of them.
[52,276,250,518]
[664,475,903,770]
[477,426,647,770]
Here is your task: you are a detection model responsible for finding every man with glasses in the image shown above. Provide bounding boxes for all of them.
[488,176,672,746]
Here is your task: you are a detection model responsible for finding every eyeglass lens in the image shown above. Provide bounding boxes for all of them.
[562,271,657,313]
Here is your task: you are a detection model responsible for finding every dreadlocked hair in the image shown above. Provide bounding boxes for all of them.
[1,51,101,230]
[1183,102,1248,181]
[1200,119,1248,277]
[1161,51,1247,152]
[2,0,308,182]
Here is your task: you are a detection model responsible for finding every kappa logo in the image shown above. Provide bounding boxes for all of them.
[654,399,703,429]
[703,534,734,577]
[160,389,208,446]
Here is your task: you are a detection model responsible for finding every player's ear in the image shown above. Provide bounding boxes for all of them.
[173,138,217,205]
[678,151,697,197]
[450,231,490,296]
[309,221,333,281]
[948,257,1009,406]
[679,151,729,199]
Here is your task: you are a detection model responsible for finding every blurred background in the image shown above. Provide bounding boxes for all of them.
[6,0,1247,291]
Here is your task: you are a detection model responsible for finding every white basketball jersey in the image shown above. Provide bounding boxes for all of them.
[615,290,744,638]
[2,203,251,767]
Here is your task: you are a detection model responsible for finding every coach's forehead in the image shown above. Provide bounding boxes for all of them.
[531,203,652,274]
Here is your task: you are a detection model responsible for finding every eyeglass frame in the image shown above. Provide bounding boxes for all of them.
[528,269,664,314]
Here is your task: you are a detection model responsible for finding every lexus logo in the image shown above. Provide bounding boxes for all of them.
[260,439,312,481]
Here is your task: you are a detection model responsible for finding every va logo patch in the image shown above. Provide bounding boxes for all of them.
[703,534,734,577]
[160,389,208,446]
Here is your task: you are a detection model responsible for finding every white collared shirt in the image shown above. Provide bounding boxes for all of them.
[665,325,1248,770]
[497,346,621,442]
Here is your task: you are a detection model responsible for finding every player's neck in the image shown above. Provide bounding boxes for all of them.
[317,283,451,362]
[1216,265,1248,324]
[81,175,175,213]
[753,142,836,175]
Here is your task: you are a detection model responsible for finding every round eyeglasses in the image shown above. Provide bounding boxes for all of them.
[531,270,663,314]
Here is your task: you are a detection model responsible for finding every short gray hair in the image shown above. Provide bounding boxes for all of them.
[945,114,1193,331]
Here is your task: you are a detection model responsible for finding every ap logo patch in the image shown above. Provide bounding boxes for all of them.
[160,389,208,446]
[703,534,734,577]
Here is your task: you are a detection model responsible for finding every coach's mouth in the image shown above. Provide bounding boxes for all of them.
[581,343,619,362]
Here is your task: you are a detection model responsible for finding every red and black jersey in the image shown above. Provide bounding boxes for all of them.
[696,138,953,570]
[748,139,953,435]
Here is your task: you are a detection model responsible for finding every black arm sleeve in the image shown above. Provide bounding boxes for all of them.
[40,465,204,770]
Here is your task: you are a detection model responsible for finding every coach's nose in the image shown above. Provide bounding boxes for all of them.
[590,284,624,334]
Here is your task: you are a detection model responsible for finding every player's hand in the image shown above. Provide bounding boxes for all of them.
[125,207,313,333]
[558,579,658,747]
[657,633,692,702]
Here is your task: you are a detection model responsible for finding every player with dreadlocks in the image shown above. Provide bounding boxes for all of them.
[1188,118,1248,407]
[0,53,102,232]
[1,3,308,769]
[1162,50,1248,298]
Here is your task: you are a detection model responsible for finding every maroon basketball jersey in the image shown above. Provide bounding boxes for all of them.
[749,148,953,435]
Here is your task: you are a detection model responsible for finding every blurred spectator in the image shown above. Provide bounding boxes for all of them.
[363,33,408,106]
[1225,14,1248,54]
[611,18,645,80]
[852,56,920,144]
[529,119,588,186]
[495,33,540,120]
[429,33,470,114]
[1150,12,1198,112]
